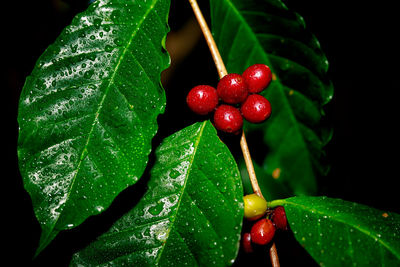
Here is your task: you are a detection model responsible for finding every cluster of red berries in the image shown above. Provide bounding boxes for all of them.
[242,194,288,253]
[186,64,273,133]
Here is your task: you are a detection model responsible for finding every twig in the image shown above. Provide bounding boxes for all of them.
[188,0,227,79]
[240,131,264,198]
[269,243,280,266]
[187,0,280,266]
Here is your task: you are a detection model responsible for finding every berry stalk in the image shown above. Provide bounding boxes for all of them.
[187,0,280,266]
[240,133,264,198]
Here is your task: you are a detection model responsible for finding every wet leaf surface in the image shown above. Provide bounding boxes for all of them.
[271,196,400,266]
[17,0,170,254]
[71,121,244,266]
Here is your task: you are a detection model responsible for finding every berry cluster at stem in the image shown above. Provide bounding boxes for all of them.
[241,194,288,253]
[186,64,273,133]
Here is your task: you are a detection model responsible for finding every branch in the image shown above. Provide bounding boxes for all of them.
[240,131,264,198]
[188,0,280,266]
[187,0,227,78]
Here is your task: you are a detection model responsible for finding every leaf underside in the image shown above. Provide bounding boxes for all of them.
[17,0,170,254]
[71,121,244,266]
[210,0,333,197]
[272,196,400,266]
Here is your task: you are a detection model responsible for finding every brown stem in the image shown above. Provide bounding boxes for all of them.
[240,131,264,198]
[270,243,280,267]
[187,1,280,266]
[188,0,227,79]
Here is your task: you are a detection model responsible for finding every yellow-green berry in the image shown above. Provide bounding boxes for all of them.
[243,193,267,219]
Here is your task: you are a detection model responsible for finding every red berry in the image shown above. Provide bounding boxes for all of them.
[186,85,219,115]
[217,73,248,104]
[242,233,253,253]
[250,219,275,245]
[250,218,276,245]
[213,105,243,133]
[241,94,271,123]
[271,206,288,230]
[242,64,272,93]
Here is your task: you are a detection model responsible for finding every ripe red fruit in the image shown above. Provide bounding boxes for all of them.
[271,206,288,230]
[242,233,253,253]
[217,73,248,104]
[186,85,219,115]
[242,64,272,93]
[213,105,243,133]
[241,94,272,123]
[250,218,276,245]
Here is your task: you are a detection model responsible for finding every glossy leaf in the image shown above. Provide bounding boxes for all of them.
[70,121,244,266]
[17,0,170,254]
[270,196,400,266]
[210,0,333,196]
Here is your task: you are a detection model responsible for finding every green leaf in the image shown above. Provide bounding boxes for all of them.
[17,0,170,255]
[210,0,333,196]
[270,196,400,266]
[70,121,244,266]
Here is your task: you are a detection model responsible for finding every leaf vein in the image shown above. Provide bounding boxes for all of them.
[284,200,400,259]
[45,0,160,241]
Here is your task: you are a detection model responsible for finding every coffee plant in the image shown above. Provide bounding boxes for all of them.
[16,0,400,266]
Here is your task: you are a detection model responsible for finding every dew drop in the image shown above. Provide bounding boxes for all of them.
[105,45,113,52]
[84,70,94,79]
[111,10,121,20]
[95,206,104,212]
[93,18,102,28]
[169,169,180,179]
[114,38,122,46]
[70,44,78,53]
[148,202,164,216]
[103,25,110,32]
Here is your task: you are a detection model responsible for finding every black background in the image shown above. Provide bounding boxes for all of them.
[5,0,399,266]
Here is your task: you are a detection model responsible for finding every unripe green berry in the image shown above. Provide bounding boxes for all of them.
[243,193,267,219]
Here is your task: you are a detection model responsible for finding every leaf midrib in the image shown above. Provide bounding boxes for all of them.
[44,0,159,245]
[88,122,216,265]
[155,121,207,265]
[278,199,400,259]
